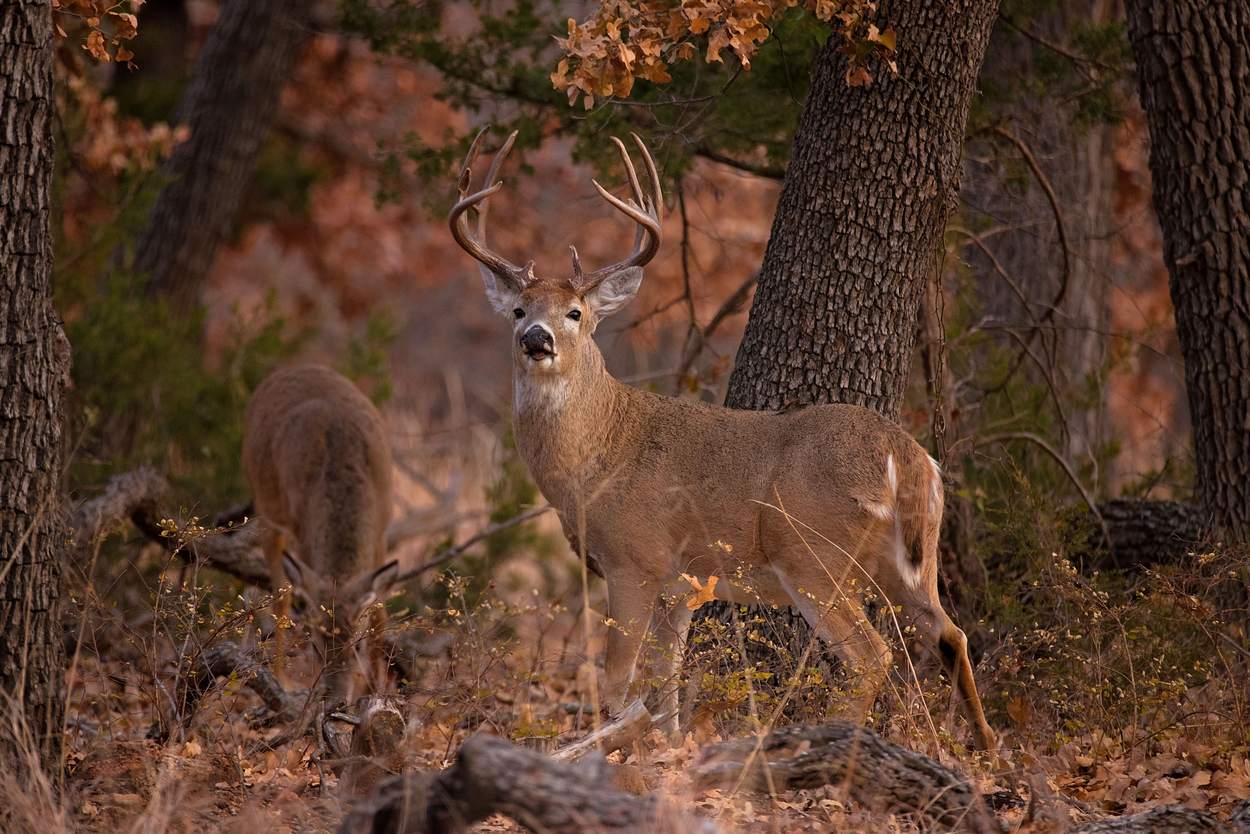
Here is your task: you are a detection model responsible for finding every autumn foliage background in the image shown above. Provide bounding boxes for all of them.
[25,0,1248,831]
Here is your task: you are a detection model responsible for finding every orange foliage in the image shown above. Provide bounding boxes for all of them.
[553,0,896,106]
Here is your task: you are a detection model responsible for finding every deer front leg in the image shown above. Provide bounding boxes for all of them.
[646,597,692,738]
[602,577,657,716]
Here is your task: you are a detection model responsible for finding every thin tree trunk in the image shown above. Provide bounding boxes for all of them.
[1124,0,1250,543]
[0,0,70,775]
[128,0,310,313]
[725,0,1000,416]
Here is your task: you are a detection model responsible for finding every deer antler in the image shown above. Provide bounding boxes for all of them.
[571,133,663,293]
[449,128,535,287]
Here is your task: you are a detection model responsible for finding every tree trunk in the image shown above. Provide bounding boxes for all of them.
[1124,0,1250,543]
[0,0,70,775]
[702,0,998,684]
[128,0,310,313]
[725,0,999,416]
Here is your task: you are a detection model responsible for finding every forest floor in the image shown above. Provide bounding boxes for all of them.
[4,517,1245,830]
[31,547,1250,834]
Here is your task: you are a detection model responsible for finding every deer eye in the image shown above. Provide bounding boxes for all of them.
[567,309,581,322]
[513,308,525,320]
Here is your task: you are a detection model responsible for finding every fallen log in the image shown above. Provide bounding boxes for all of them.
[151,639,304,738]
[694,722,997,834]
[1076,802,1247,833]
[340,733,719,834]
[341,697,409,796]
[550,699,651,762]
[1079,499,1208,570]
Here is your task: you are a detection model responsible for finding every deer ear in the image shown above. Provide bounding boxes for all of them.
[584,267,643,320]
[480,266,523,317]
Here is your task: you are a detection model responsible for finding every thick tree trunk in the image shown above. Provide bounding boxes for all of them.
[725,0,999,416]
[0,0,70,775]
[1124,0,1250,543]
[129,0,310,313]
[703,0,999,686]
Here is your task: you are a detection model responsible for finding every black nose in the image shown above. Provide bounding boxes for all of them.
[520,326,554,354]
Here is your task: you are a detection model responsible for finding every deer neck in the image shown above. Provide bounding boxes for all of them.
[512,343,624,503]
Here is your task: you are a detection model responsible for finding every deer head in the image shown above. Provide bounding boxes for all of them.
[449,129,662,381]
[280,552,399,672]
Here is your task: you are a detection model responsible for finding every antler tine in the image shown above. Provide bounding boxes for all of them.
[449,129,531,285]
[573,135,663,291]
[630,132,663,212]
[457,127,489,200]
[609,136,646,210]
[476,129,517,239]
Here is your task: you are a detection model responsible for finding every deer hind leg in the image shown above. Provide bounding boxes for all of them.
[262,526,289,681]
[931,610,996,751]
[774,567,892,721]
[602,578,657,716]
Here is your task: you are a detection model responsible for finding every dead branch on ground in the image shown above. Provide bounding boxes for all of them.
[72,468,552,592]
[550,698,651,762]
[151,639,304,740]
[340,733,719,834]
[694,722,998,834]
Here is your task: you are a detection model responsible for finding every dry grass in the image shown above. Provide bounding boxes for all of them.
[6,405,1248,834]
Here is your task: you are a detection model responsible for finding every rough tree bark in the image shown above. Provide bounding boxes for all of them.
[341,733,718,834]
[724,0,1000,417]
[0,0,70,774]
[128,0,310,313]
[703,0,999,686]
[1125,0,1250,543]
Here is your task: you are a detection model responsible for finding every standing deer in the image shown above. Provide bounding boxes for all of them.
[243,364,399,701]
[449,130,996,751]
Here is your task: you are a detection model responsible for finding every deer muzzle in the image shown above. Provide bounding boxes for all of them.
[520,325,556,361]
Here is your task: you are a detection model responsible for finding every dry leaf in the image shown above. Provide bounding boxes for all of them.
[681,573,719,610]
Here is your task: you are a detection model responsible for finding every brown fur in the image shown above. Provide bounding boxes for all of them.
[242,364,397,701]
[486,280,995,751]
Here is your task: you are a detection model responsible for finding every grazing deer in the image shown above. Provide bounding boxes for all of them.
[243,364,399,701]
[448,130,996,751]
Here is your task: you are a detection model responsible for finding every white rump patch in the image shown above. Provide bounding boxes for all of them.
[885,453,898,499]
[894,527,923,590]
[927,455,943,515]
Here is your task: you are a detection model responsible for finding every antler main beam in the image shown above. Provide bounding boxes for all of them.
[448,128,535,286]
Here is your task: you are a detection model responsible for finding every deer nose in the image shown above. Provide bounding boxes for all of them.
[520,325,554,355]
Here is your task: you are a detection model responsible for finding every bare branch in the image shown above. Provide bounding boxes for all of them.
[396,505,553,584]
[978,432,1112,556]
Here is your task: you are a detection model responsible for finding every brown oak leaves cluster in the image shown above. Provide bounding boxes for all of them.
[553,0,897,107]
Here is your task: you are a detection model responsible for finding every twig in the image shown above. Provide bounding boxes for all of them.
[396,505,553,583]
[979,432,1112,557]
[992,126,1073,322]
[694,147,785,180]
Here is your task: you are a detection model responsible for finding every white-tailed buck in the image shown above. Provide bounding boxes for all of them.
[449,130,996,750]
[243,364,399,701]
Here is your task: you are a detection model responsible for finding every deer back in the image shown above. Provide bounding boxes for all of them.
[243,364,393,578]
